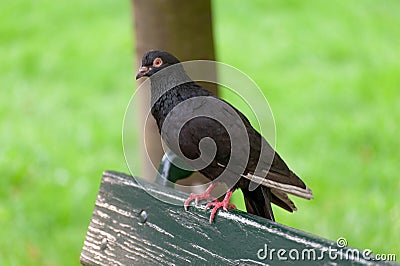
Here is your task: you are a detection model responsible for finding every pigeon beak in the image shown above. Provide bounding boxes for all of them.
[136,66,150,79]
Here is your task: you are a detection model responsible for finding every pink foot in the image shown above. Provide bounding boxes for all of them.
[205,190,236,223]
[184,183,217,211]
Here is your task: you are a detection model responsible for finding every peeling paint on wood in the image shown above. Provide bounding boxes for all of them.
[80,171,394,266]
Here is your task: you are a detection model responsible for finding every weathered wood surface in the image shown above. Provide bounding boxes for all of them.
[81,171,396,265]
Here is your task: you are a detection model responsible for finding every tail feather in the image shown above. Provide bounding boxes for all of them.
[243,171,314,200]
[243,186,275,221]
[270,188,297,212]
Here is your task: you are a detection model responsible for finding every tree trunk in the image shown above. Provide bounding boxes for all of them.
[132,0,217,183]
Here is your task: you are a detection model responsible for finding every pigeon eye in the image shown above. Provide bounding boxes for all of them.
[153,58,163,67]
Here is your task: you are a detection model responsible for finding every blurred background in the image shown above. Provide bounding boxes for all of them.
[1,0,399,264]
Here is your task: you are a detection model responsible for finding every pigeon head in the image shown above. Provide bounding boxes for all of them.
[136,50,181,79]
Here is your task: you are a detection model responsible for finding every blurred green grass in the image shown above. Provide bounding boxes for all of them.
[1,0,399,264]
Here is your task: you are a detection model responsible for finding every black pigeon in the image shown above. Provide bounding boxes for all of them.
[136,50,313,223]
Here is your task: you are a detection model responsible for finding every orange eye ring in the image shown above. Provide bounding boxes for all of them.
[153,57,163,67]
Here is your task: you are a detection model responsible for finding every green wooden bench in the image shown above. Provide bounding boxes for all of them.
[80,170,397,265]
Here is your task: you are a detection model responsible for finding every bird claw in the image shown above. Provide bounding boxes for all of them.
[184,183,218,211]
[205,190,236,223]
[205,201,236,211]
[184,192,216,211]
[183,185,236,224]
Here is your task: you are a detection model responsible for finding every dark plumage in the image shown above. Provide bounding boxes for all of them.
[136,50,313,222]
